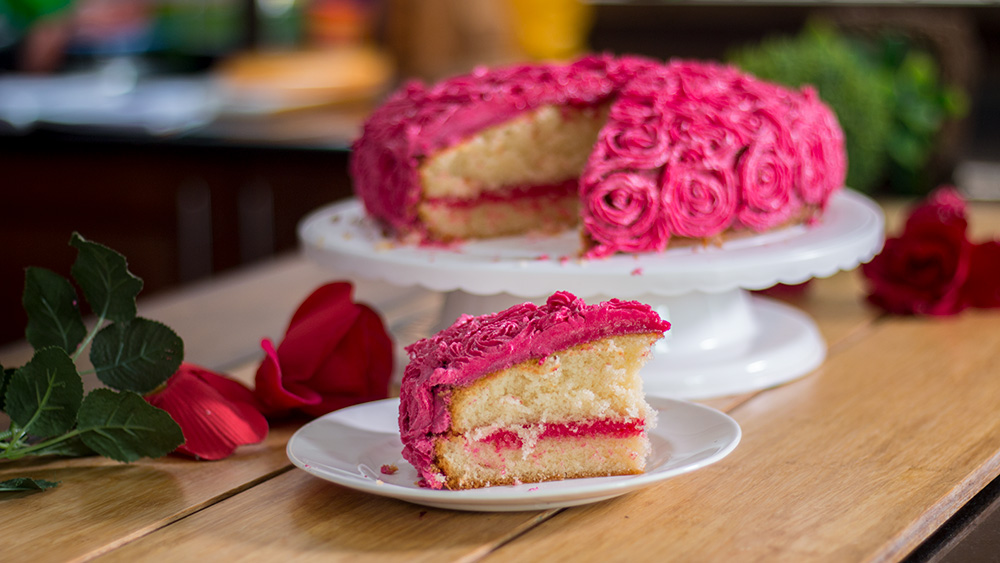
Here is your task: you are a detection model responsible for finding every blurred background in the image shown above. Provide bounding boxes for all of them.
[1,0,998,346]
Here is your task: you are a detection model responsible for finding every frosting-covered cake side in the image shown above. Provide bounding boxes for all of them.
[581,59,847,257]
[350,54,847,256]
[398,291,670,488]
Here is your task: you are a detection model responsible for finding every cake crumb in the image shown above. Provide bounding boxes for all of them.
[631,267,643,276]
[381,464,399,475]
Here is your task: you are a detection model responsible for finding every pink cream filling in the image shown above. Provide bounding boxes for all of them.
[478,418,645,451]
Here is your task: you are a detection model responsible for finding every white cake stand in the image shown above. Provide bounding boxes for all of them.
[298,190,884,399]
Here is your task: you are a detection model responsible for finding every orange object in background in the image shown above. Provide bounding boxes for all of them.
[505,0,593,61]
[305,0,376,46]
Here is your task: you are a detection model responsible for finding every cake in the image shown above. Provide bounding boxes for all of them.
[350,54,846,258]
[398,291,670,490]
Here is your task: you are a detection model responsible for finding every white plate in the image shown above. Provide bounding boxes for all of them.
[286,397,741,511]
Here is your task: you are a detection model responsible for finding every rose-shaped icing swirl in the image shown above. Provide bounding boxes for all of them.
[736,141,801,232]
[660,157,738,239]
[592,109,671,170]
[582,170,668,257]
[793,87,847,206]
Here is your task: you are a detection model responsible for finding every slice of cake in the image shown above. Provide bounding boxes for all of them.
[398,291,670,490]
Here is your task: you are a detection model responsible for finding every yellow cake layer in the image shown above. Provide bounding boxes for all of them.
[419,104,607,199]
[448,333,659,434]
[417,194,579,240]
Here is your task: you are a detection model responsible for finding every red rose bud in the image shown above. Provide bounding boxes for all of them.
[254,282,393,418]
[146,363,269,461]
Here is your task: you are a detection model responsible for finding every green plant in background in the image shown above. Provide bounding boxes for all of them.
[868,34,968,194]
[729,21,966,195]
[729,22,894,194]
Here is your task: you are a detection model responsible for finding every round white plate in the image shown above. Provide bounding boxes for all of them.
[286,397,741,512]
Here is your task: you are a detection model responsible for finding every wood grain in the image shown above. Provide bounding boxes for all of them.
[2,199,999,562]
[97,468,556,562]
[0,424,296,562]
[482,310,1000,562]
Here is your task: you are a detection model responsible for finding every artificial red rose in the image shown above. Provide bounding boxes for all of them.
[862,187,973,316]
[145,363,268,461]
[254,282,393,418]
[965,241,1000,309]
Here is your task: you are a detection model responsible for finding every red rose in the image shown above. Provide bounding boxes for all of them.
[862,187,973,316]
[146,363,268,461]
[254,282,394,418]
[965,241,1000,309]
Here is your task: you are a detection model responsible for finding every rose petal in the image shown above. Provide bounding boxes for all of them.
[965,241,1000,309]
[254,338,323,416]
[298,305,394,417]
[276,284,363,384]
[253,282,395,420]
[146,365,268,461]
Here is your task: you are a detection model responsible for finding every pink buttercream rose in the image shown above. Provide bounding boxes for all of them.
[593,114,671,170]
[661,100,743,166]
[736,140,801,231]
[255,282,393,418]
[583,170,668,257]
[660,159,738,239]
[794,88,847,205]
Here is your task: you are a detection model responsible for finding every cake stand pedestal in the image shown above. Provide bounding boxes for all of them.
[299,190,884,399]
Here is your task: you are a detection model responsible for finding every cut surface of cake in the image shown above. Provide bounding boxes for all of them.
[398,291,670,490]
[351,54,847,257]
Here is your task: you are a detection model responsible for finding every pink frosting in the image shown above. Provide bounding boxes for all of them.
[351,54,846,254]
[398,291,670,488]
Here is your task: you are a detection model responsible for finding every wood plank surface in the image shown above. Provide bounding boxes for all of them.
[2,198,999,562]
[0,257,444,562]
[79,256,889,562]
[0,423,296,562]
[96,468,557,563]
[482,309,1000,562]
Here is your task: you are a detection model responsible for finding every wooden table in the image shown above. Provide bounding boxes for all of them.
[2,199,999,562]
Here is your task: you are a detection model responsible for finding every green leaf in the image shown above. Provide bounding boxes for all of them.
[0,364,11,412]
[90,318,184,394]
[23,267,87,354]
[5,348,84,437]
[30,434,97,458]
[0,477,60,492]
[77,389,184,462]
[69,232,143,323]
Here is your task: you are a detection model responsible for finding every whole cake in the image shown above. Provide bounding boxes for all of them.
[351,54,846,257]
[398,291,670,490]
